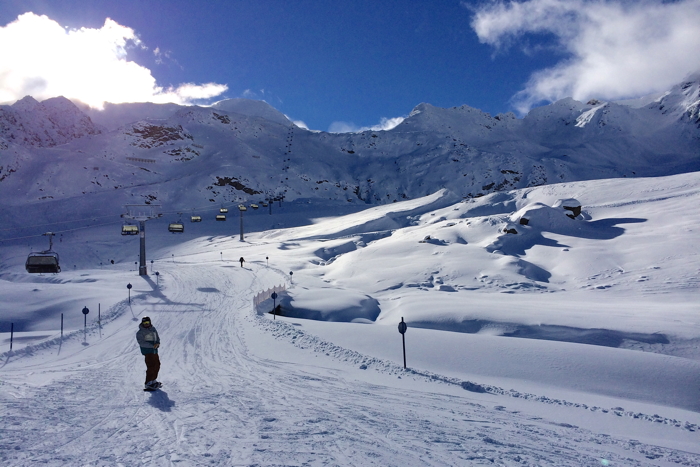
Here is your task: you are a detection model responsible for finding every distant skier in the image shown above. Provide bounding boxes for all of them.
[136,316,162,390]
[239,257,245,267]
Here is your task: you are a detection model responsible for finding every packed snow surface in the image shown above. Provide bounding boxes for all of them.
[1,173,700,466]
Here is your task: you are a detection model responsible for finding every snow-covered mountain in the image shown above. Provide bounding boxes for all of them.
[0,77,698,225]
[0,95,101,148]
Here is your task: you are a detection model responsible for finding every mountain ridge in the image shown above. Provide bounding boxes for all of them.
[0,78,698,223]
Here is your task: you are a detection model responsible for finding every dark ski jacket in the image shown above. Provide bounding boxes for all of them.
[136,323,160,355]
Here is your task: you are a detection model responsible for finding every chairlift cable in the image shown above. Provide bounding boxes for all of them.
[2,197,267,241]
[0,220,124,243]
[0,200,257,232]
[0,213,123,232]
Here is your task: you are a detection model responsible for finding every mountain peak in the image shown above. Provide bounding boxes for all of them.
[409,102,433,116]
[1,95,101,148]
[12,95,40,111]
[41,95,82,112]
[211,98,292,126]
[648,75,700,125]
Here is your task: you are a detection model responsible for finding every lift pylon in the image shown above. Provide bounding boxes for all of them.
[122,205,162,276]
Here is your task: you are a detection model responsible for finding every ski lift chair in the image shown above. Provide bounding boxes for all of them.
[122,224,139,235]
[190,215,202,222]
[26,251,61,274]
[168,222,184,233]
[216,214,226,221]
[220,207,229,213]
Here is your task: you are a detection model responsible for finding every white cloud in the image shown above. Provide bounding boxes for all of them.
[328,121,360,133]
[242,89,268,99]
[170,82,228,100]
[290,119,309,130]
[371,117,406,131]
[0,12,227,108]
[471,0,700,114]
[328,116,406,133]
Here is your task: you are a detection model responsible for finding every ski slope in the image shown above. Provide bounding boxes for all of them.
[1,173,700,466]
[2,260,699,466]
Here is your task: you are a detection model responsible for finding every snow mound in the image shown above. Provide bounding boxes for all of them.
[491,197,643,256]
[511,200,581,228]
[278,287,380,322]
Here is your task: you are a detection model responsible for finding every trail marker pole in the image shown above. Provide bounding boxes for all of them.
[98,303,102,338]
[266,256,269,267]
[155,271,160,286]
[9,323,13,351]
[289,271,293,285]
[127,283,132,304]
[398,317,408,369]
[61,313,63,339]
[82,306,90,344]
[271,292,278,320]
[150,260,154,273]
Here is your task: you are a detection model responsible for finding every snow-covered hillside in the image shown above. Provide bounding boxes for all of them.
[1,171,699,465]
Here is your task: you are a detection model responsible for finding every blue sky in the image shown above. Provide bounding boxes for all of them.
[1,1,699,132]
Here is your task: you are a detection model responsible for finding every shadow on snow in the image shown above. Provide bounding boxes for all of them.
[409,319,669,348]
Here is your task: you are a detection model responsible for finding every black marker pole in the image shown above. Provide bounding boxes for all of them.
[82,306,89,344]
[271,292,278,320]
[398,317,408,369]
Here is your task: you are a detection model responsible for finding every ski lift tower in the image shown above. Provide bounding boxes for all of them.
[238,204,247,241]
[123,204,162,276]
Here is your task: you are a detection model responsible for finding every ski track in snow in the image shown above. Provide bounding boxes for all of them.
[1,263,699,466]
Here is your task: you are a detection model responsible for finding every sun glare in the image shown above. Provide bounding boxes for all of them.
[0,12,227,108]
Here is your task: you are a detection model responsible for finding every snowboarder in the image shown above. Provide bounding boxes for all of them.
[136,316,162,390]
[239,257,245,267]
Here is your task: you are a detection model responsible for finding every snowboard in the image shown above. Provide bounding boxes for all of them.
[143,382,163,391]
